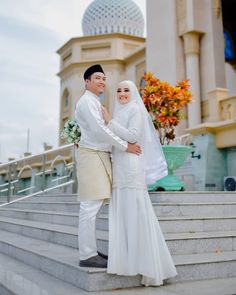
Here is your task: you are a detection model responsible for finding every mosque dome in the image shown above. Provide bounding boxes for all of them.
[82,0,144,37]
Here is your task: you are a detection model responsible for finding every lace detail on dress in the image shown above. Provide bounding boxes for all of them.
[112,177,147,189]
[112,151,147,189]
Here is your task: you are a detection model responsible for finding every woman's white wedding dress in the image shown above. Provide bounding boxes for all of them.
[107,102,177,286]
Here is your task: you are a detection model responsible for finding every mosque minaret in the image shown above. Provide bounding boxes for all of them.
[82,0,144,37]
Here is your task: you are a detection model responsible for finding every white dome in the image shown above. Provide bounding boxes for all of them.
[82,0,144,37]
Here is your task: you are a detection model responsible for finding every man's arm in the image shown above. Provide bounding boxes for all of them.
[77,98,141,154]
[107,108,142,143]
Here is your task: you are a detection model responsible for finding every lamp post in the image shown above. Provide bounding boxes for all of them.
[26,128,30,153]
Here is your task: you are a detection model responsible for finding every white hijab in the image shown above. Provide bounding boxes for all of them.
[113,80,168,185]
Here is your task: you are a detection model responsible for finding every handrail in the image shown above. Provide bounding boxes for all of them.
[0,180,75,207]
[0,143,74,169]
[0,144,77,204]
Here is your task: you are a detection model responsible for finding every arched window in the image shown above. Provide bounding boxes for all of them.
[139,76,146,89]
[65,94,69,109]
[62,89,70,112]
[224,30,235,61]
[139,76,146,96]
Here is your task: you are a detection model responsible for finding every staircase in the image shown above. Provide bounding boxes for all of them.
[0,192,236,293]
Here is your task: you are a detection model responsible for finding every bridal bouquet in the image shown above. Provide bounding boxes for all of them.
[61,119,81,144]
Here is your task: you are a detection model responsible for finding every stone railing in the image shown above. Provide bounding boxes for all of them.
[0,144,77,205]
[220,95,236,121]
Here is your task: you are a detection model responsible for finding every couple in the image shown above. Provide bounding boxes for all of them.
[75,64,177,286]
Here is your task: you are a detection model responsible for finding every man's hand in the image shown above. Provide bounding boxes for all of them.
[126,143,141,155]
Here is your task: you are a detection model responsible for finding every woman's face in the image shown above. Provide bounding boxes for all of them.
[116,83,131,104]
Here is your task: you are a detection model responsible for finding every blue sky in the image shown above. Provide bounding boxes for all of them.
[0,0,146,162]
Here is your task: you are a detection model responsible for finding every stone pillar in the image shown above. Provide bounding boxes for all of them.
[207,88,228,122]
[146,0,183,84]
[30,167,39,194]
[226,148,236,176]
[183,32,202,128]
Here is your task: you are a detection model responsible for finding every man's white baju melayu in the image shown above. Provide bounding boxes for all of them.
[75,90,127,260]
[107,81,177,286]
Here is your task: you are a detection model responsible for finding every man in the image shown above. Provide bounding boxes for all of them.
[75,64,141,268]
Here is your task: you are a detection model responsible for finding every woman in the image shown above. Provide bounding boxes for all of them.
[102,80,177,286]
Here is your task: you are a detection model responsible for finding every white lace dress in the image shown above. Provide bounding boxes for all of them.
[107,102,177,286]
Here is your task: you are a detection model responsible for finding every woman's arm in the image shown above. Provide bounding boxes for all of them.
[102,106,143,143]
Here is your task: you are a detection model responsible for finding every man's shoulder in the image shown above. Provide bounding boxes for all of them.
[79,92,100,105]
[76,93,101,116]
[76,93,90,109]
[77,92,87,104]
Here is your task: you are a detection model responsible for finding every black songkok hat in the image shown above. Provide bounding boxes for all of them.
[83,64,105,80]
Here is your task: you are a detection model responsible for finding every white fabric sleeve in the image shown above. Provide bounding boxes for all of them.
[82,98,128,151]
[107,108,142,143]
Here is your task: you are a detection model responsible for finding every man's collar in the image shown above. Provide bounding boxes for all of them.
[85,90,100,100]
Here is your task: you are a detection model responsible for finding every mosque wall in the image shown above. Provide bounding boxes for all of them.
[81,44,112,60]
[225,63,236,96]
[146,0,181,85]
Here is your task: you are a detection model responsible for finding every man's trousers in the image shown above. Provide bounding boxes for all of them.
[78,199,104,260]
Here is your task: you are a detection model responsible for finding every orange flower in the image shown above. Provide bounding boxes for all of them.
[142,72,192,145]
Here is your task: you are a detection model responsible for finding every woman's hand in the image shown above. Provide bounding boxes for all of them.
[101,106,112,124]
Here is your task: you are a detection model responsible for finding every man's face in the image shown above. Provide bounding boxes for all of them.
[85,72,106,96]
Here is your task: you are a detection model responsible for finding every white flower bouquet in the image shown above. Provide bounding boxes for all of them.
[61,119,81,144]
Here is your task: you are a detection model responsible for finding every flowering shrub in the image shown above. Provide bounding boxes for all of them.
[142,72,193,145]
[61,119,81,145]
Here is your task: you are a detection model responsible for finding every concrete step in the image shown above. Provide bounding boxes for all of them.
[0,216,235,256]
[0,229,141,291]
[0,216,79,249]
[1,206,236,234]
[19,191,236,203]
[0,252,85,295]
[1,192,236,291]
[0,229,236,291]
[1,253,236,295]
[97,214,236,233]
[172,251,236,283]
[166,231,236,255]
[0,195,24,202]
[5,200,236,217]
[149,191,236,203]
[0,207,78,226]
[6,201,80,212]
[152,202,236,217]
[26,194,78,202]
[96,229,236,256]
